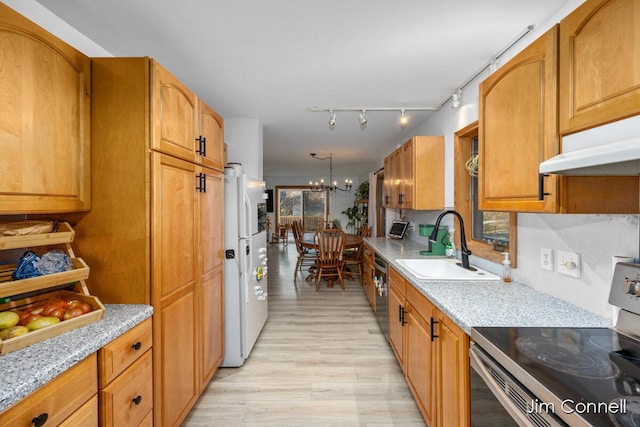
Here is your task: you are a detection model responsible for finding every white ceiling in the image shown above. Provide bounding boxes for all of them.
[34,0,572,178]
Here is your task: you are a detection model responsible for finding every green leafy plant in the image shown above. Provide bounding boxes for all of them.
[354,182,369,200]
[341,206,359,233]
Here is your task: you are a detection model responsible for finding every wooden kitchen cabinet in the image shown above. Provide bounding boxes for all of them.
[66,57,224,427]
[388,266,469,427]
[152,63,225,172]
[479,26,638,213]
[0,3,91,214]
[383,136,444,210]
[0,354,98,426]
[559,0,640,135]
[98,318,153,427]
[362,243,376,310]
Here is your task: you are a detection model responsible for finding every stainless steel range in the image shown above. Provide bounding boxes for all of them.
[470,262,640,427]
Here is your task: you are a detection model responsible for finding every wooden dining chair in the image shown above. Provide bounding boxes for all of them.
[292,220,316,282]
[314,228,346,290]
[343,241,365,286]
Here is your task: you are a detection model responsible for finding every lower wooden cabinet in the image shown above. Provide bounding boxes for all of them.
[0,354,98,426]
[362,244,376,310]
[98,318,153,426]
[388,266,470,427]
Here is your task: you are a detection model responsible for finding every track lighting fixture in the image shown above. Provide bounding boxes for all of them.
[358,110,367,126]
[328,110,336,127]
[451,89,462,109]
[399,109,408,126]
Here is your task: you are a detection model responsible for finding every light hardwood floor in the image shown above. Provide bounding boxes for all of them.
[183,239,425,426]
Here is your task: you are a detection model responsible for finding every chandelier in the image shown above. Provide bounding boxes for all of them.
[309,153,352,192]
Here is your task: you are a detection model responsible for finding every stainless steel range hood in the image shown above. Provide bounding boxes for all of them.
[539,115,640,176]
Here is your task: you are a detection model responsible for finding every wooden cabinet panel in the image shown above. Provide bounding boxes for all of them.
[199,100,225,171]
[437,314,470,427]
[479,27,559,213]
[100,350,153,427]
[59,395,98,427]
[559,0,640,134]
[99,318,153,387]
[401,141,414,208]
[388,270,405,366]
[405,301,435,426]
[160,290,197,426]
[0,3,90,214]
[153,153,198,300]
[0,354,97,426]
[152,62,198,163]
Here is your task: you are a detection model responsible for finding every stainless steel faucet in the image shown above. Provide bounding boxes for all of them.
[429,210,473,270]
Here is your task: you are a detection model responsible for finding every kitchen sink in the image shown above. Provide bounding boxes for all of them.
[395,258,500,281]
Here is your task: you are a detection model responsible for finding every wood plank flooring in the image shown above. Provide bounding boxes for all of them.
[183,240,425,426]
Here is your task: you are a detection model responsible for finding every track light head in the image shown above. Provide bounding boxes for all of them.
[358,110,367,126]
[328,110,336,127]
[451,89,462,109]
[399,109,408,126]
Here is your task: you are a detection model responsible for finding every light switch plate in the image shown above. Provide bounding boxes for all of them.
[557,250,581,278]
[541,248,553,271]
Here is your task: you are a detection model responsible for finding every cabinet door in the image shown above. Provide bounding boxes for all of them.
[199,101,225,171]
[383,155,394,208]
[436,313,470,427]
[405,304,435,426]
[198,169,224,389]
[479,27,559,212]
[152,61,198,163]
[559,0,640,134]
[0,4,90,214]
[400,140,414,209]
[152,152,198,426]
[413,136,445,211]
[158,290,197,427]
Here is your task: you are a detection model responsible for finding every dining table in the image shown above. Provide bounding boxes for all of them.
[299,232,363,287]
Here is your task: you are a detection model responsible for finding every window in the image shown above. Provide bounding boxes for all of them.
[275,186,328,232]
[454,122,517,266]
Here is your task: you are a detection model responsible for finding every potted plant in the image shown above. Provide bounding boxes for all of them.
[354,182,369,201]
[341,206,359,233]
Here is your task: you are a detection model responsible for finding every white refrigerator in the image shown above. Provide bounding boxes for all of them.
[222,163,269,367]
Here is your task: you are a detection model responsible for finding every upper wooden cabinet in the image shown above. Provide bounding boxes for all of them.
[152,62,224,171]
[559,0,640,135]
[479,26,638,213]
[383,136,444,211]
[0,3,91,214]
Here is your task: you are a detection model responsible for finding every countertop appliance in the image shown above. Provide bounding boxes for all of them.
[470,262,640,426]
[222,163,269,367]
[373,253,389,340]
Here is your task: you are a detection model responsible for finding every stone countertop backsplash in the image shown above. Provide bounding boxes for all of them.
[0,304,153,412]
[364,237,611,334]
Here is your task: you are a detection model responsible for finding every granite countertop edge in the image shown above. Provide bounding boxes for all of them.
[364,237,611,334]
[0,304,153,412]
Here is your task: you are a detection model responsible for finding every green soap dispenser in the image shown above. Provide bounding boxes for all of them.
[501,252,512,283]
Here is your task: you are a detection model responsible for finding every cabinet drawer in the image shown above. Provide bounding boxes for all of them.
[389,266,406,296]
[0,354,97,426]
[100,349,153,427]
[59,395,98,427]
[99,318,152,387]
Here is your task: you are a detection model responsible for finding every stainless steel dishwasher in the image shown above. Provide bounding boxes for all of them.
[373,253,389,340]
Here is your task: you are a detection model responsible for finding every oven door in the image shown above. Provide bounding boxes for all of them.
[469,342,567,427]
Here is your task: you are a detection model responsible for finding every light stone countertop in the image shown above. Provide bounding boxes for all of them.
[364,237,611,334]
[0,304,153,412]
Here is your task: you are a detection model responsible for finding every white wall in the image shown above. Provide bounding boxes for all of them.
[399,0,640,319]
[225,118,264,180]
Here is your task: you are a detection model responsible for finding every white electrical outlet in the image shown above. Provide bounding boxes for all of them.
[541,248,553,271]
[557,250,581,278]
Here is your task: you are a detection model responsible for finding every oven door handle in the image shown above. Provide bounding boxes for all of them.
[470,343,540,427]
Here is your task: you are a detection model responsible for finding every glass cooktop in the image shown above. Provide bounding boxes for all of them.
[474,326,640,427]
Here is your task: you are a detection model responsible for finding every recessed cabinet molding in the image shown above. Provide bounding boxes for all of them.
[383,136,444,211]
[0,3,91,214]
[559,0,640,135]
